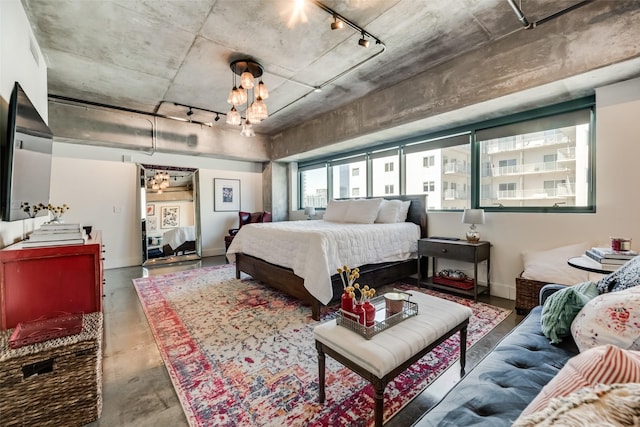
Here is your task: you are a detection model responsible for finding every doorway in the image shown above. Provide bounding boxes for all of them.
[138,164,202,266]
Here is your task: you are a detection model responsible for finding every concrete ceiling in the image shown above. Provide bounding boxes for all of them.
[21,0,593,139]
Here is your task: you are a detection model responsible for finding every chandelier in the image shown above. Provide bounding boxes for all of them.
[150,171,170,193]
[226,59,269,137]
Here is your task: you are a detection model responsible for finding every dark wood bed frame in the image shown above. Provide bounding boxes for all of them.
[234,195,428,320]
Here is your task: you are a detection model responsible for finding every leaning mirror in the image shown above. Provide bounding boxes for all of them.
[139,164,201,266]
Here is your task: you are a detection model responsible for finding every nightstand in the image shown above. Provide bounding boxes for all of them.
[417,238,491,302]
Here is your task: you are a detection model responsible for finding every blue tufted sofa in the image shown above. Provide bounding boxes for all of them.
[411,285,577,426]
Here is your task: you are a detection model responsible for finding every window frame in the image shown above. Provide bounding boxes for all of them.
[297,97,595,214]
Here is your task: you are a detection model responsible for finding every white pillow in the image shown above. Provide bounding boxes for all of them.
[397,200,411,222]
[344,198,383,224]
[521,242,590,286]
[323,200,350,222]
[571,286,640,352]
[375,200,402,223]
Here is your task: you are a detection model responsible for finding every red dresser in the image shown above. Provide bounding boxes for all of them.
[0,231,104,330]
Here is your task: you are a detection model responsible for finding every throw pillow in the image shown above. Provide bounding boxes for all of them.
[323,200,350,222]
[397,200,411,222]
[513,382,640,427]
[521,242,590,286]
[595,255,640,293]
[375,199,402,223]
[571,285,640,352]
[343,198,383,224]
[518,344,640,418]
[540,281,598,344]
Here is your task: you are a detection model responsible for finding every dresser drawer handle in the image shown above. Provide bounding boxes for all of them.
[441,248,448,253]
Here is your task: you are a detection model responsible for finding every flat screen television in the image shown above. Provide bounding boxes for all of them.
[0,82,53,221]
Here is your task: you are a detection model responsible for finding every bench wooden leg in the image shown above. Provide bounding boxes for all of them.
[373,378,385,427]
[460,324,468,377]
[316,341,326,403]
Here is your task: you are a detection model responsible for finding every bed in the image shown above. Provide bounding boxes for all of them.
[162,226,197,256]
[226,195,428,320]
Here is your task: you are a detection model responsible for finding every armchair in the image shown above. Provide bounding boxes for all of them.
[224,211,272,251]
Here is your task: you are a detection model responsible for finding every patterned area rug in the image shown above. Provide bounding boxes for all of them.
[133,265,511,427]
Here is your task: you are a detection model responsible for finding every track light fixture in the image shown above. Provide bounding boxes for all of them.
[186,107,194,116]
[331,14,343,30]
[214,113,220,122]
[358,32,369,48]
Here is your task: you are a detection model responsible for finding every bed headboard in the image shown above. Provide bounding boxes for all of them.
[386,195,428,238]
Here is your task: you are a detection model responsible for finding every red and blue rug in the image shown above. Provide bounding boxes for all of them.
[133,264,510,427]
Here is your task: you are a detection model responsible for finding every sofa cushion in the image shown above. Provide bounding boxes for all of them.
[540,281,598,344]
[512,382,640,427]
[596,255,640,293]
[411,306,579,427]
[521,242,589,286]
[518,344,640,418]
[571,286,640,352]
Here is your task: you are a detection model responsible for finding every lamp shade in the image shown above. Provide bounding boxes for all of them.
[462,209,485,225]
[304,207,316,217]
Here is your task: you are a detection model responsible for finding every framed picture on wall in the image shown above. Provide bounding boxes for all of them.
[146,204,155,216]
[214,178,241,211]
[147,216,158,232]
[161,206,180,228]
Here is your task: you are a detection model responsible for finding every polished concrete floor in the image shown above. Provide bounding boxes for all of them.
[86,256,521,427]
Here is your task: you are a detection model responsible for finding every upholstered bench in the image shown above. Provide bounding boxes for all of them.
[313,291,473,427]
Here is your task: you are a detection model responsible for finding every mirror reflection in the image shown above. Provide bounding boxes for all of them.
[139,164,201,266]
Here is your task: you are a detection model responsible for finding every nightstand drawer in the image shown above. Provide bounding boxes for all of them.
[418,240,475,261]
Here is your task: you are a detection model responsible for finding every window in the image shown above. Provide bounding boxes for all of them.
[299,99,594,213]
[478,107,592,210]
[405,134,470,210]
[423,155,435,167]
[299,165,328,208]
[331,156,366,199]
[372,149,399,197]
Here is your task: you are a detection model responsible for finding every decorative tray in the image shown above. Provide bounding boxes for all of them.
[335,292,418,339]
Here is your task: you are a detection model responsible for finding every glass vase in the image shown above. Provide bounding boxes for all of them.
[340,291,353,313]
[353,302,365,325]
[363,300,376,327]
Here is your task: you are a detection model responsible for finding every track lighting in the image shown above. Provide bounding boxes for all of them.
[214,113,220,122]
[187,107,193,117]
[358,32,369,48]
[331,15,343,30]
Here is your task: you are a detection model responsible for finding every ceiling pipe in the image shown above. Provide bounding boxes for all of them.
[507,0,594,30]
[506,0,530,28]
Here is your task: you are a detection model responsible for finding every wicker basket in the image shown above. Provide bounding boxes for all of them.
[0,312,103,427]
[515,276,549,315]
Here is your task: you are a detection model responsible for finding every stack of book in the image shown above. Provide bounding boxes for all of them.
[22,223,86,247]
[585,247,638,268]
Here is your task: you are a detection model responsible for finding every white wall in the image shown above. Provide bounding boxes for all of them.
[50,142,264,268]
[0,0,50,247]
[428,77,640,299]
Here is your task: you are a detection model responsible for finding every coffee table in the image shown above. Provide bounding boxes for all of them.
[313,291,473,427]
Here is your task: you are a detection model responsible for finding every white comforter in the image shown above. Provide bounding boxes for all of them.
[226,220,420,305]
[163,226,195,250]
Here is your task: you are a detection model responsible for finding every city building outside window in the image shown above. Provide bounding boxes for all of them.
[299,165,328,208]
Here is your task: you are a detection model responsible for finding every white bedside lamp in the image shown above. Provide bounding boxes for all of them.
[462,209,484,242]
[304,206,316,220]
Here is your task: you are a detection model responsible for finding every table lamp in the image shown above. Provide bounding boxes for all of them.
[304,206,316,220]
[462,209,484,242]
